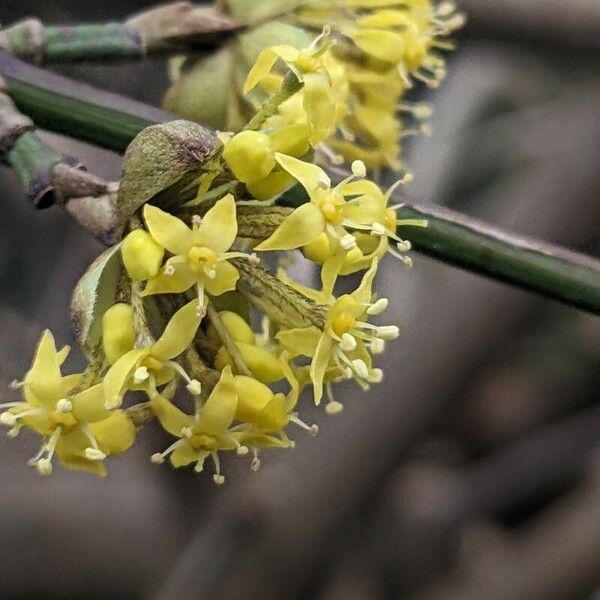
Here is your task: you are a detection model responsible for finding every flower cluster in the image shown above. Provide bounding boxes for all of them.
[166,0,464,172]
[2,19,452,482]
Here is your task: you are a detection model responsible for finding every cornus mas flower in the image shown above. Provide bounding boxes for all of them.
[1,331,134,475]
[244,28,336,145]
[150,366,240,483]
[103,300,202,409]
[277,261,394,405]
[254,154,370,254]
[125,195,255,310]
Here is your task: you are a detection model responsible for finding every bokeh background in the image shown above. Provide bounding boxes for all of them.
[1,1,600,599]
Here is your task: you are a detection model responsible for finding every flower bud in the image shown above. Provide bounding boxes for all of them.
[222,131,276,183]
[102,303,135,364]
[233,376,288,431]
[215,342,284,384]
[122,229,164,281]
[207,311,255,344]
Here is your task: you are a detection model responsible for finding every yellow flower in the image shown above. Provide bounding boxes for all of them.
[0,331,134,476]
[102,303,135,365]
[276,261,391,404]
[140,195,250,305]
[222,130,277,183]
[149,366,242,483]
[103,300,202,409]
[254,154,364,253]
[244,37,336,145]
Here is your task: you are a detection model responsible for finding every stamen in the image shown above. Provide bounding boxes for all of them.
[196,283,206,317]
[181,427,193,438]
[84,448,107,461]
[237,445,249,456]
[352,359,369,380]
[55,398,73,413]
[9,379,24,390]
[290,414,319,436]
[150,453,165,464]
[251,449,261,472]
[397,240,412,253]
[340,333,357,352]
[0,412,17,427]
[0,402,23,409]
[133,366,149,385]
[36,459,53,476]
[341,233,357,250]
[326,401,344,415]
[370,338,385,355]
[351,160,366,178]
[369,368,384,383]
[436,1,457,16]
[375,325,400,340]
[186,379,202,396]
[370,222,386,236]
[151,439,184,464]
[192,214,203,226]
[164,263,176,276]
[7,426,21,438]
[366,298,389,315]
[212,452,225,485]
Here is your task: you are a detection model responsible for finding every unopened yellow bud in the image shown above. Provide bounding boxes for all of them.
[102,303,135,364]
[215,342,284,383]
[222,131,276,183]
[207,311,255,344]
[122,229,164,281]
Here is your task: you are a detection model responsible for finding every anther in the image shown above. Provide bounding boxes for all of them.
[164,263,176,276]
[7,426,21,438]
[186,380,202,396]
[340,333,357,352]
[0,412,17,427]
[237,445,249,456]
[352,359,369,380]
[181,427,193,438]
[35,458,53,476]
[376,325,400,340]
[84,448,107,461]
[251,456,261,472]
[351,160,367,178]
[309,424,319,437]
[341,234,357,251]
[248,252,260,265]
[192,214,203,226]
[370,338,385,355]
[55,398,73,413]
[326,401,344,416]
[371,221,386,236]
[213,474,226,485]
[133,366,149,384]
[396,240,412,252]
[9,379,23,390]
[150,453,165,464]
[369,368,384,383]
[367,298,389,316]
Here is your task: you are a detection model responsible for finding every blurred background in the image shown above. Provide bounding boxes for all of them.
[1,1,600,599]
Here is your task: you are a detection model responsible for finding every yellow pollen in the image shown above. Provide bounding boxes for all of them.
[332,312,357,337]
[187,246,218,275]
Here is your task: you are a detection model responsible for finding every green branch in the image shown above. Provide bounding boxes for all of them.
[0,4,242,64]
[1,50,599,314]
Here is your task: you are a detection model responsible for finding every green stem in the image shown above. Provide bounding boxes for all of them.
[2,50,600,314]
[395,203,600,315]
[1,5,242,64]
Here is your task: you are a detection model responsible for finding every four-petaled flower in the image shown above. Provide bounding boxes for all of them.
[0,331,134,476]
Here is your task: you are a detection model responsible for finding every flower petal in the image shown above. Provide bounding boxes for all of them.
[321,251,346,300]
[151,300,202,361]
[72,383,110,423]
[310,332,333,404]
[55,428,107,476]
[141,261,197,296]
[275,152,330,195]
[275,327,321,358]
[194,194,238,255]
[203,261,239,296]
[93,410,136,455]
[24,330,63,407]
[150,394,193,437]
[255,203,324,251]
[143,204,194,256]
[172,445,207,468]
[244,45,299,94]
[351,259,378,306]
[303,72,336,145]
[196,366,237,435]
[103,348,146,409]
